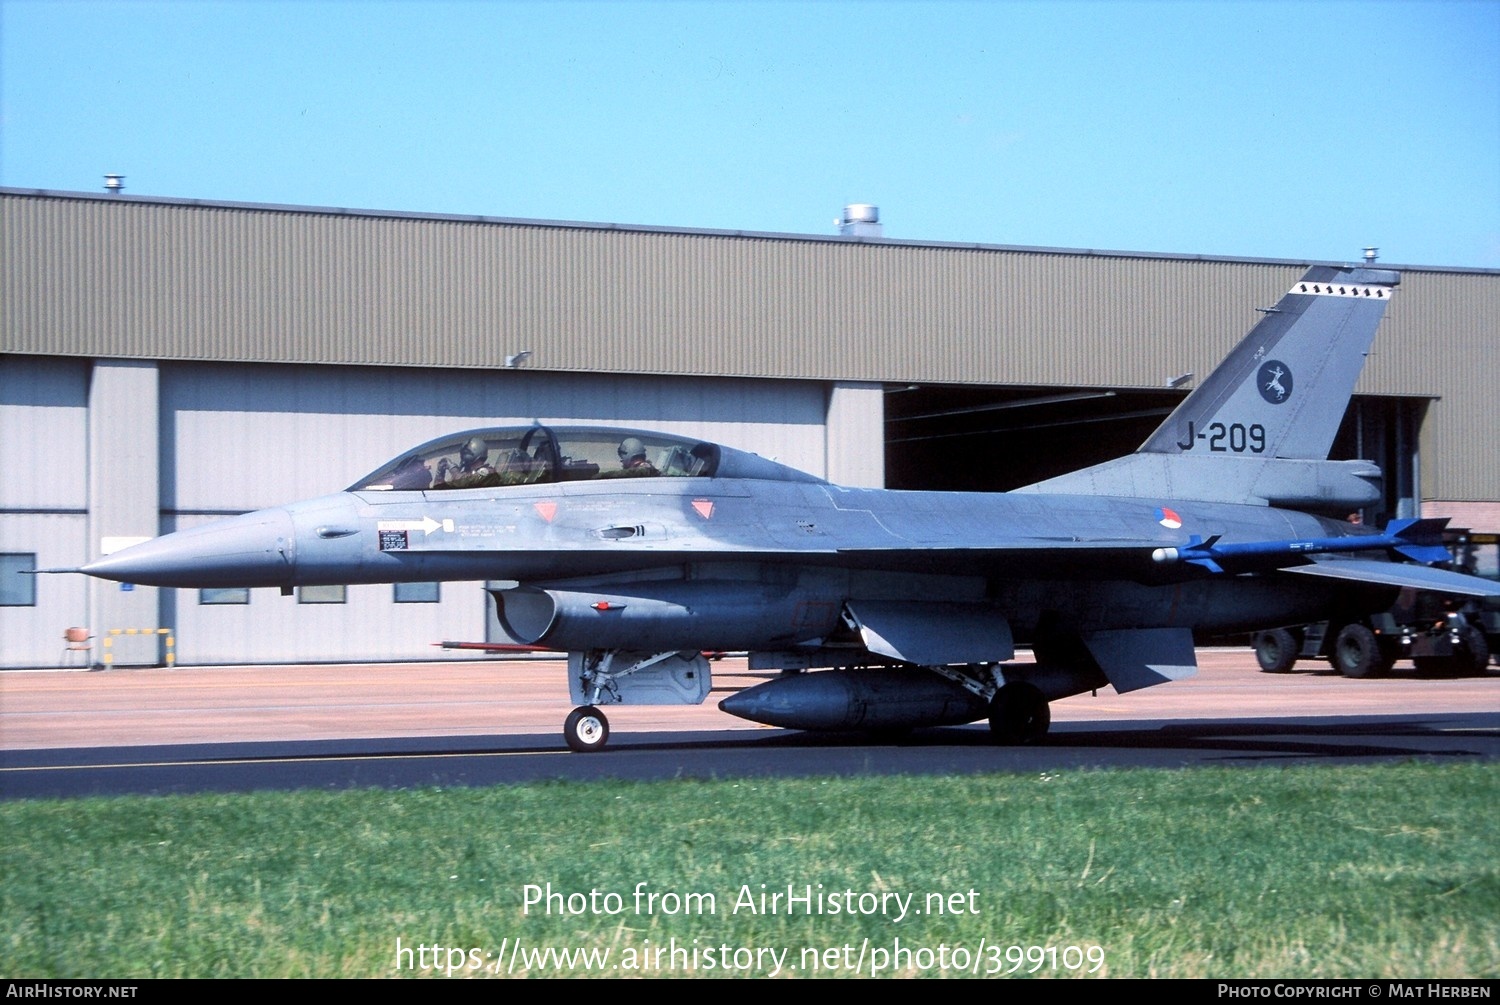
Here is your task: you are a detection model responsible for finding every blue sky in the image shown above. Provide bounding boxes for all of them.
[3,1,1497,267]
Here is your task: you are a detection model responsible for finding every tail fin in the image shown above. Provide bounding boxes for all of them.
[1015,265,1399,509]
[1141,265,1399,459]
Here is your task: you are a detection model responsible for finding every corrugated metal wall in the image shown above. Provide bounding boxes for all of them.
[3,189,1496,500]
[1,192,1305,385]
[1371,271,1500,502]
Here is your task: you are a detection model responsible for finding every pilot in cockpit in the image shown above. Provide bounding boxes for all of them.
[436,436,500,489]
[616,436,659,477]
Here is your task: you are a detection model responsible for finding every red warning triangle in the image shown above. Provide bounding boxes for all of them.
[534,501,558,523]
[691,499,714,520]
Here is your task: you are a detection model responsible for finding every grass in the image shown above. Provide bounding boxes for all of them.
[2,762,1497,978]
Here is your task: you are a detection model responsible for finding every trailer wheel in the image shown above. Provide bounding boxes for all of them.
[1415,627,1491,677]
[1455,626,1490,676]
[1254,629,1299,673]
[1333,623,1385,678]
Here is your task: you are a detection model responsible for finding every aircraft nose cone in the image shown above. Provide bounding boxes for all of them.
[82,508,297,588]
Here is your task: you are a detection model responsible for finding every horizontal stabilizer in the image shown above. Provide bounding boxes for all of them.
[845,601,1014,666]
[1081,627,1198,694]
[1281,559,1500,598]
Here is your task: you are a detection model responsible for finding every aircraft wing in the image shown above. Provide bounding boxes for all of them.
[834,536,1500,594]
[830,540,1163,577]
[1280,558,1500,598]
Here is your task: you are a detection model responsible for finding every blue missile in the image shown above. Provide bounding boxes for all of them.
[1150,517,1452,574]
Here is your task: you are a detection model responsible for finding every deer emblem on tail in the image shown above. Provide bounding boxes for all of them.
[1264,365,1288,401]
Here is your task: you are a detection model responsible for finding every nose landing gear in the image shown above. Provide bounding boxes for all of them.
[563,705,610,753]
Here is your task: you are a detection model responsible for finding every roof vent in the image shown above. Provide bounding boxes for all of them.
[103,174,125,195]
[838,204,882,238]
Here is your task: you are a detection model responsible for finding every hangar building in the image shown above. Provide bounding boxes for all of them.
[3,188,1496,667]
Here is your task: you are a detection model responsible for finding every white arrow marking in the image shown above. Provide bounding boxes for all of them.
[377,516,445,535]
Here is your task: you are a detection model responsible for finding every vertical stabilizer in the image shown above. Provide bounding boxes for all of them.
[1140,265,1399,460]
[1015,265,1399,507]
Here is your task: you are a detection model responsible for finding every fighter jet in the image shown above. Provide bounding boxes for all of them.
[77,264,1497,751]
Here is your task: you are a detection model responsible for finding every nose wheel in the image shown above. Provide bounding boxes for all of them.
[563,705,610,753]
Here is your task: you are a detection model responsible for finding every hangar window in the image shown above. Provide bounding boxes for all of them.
[200,587,250,605]
[1,553,37,606]
[394,581,440,603]
[298,585,346,605]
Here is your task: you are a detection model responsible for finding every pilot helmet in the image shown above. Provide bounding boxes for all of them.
[618,437,648,464]
[459,436,488,467]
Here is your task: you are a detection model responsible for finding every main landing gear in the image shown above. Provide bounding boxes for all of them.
[927,664,1053,745]
[987,681,1051,745]
[560,650,713,752]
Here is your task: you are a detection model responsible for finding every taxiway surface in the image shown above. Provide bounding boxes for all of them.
[2,651,1495,798]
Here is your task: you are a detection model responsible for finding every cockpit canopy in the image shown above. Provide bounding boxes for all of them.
[350,425,823,492]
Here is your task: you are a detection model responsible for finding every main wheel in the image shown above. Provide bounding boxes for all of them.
[1254,629,1300,673]
[1333,623,1384,678]
[988,682,1050,745]
[563,705,610,752]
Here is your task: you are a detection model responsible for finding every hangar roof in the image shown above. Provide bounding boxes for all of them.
[5,186,1493,387]
[5,186,1470,267]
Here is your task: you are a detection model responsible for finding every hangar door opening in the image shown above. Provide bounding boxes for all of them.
[883,384,1429,525]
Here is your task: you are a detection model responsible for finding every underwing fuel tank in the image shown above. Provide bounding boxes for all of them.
[718,669,990,731]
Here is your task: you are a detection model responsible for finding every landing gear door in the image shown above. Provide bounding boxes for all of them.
[568,650,713,706]
[844,601,1014,666]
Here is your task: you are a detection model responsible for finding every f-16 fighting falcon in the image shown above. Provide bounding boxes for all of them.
[75,264,1498,750]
